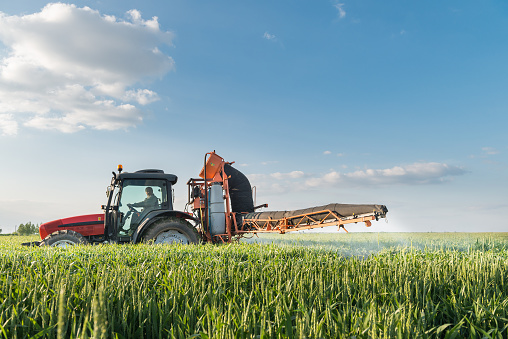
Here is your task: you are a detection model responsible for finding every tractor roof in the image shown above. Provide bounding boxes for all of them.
[118,170,178,185]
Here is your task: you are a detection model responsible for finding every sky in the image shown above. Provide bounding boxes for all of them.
[0,1,506,234]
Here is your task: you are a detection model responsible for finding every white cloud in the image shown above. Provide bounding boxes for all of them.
[263,32,276,40]
[334,3,346,19]
[323,150,332,155]
[0,3,175,134]
[261,160,278,165]
[247,162,467,194]
[0,114,18,136]
[270,171,305,180]
[337,162,466,185]
[482,147,499,155]
[123,89,159,105]
[24,101,142,133]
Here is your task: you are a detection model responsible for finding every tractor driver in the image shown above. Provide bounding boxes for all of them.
[128,187,159,212]
[120,187,159,235]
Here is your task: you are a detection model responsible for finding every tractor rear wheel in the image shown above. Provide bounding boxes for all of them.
[40,230,89,247]
[142,218,200,244]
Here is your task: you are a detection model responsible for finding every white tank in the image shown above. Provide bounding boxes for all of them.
[209,183,226,236]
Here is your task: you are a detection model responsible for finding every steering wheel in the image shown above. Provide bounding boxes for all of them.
[127,204,139,213]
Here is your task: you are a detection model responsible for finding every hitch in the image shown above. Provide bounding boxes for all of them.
[21,241,41,247]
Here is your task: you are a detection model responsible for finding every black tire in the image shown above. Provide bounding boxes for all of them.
[142,218,200,244]
[40,230,89,247]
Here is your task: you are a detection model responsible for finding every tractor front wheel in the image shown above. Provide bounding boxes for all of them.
[142,218,200,244]
[40,230,89,247]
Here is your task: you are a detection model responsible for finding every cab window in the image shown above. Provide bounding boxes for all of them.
[118,179,167,234]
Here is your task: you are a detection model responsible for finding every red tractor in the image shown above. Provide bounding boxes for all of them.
[30,151,387,247]
[34,166,200,247]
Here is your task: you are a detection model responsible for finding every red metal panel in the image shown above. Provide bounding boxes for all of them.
[39,219,62,239]
[39,213,105,239]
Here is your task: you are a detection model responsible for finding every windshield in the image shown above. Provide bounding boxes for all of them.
[117,179,167,234]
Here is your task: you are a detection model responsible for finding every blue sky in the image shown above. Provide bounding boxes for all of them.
[0,1,506,233]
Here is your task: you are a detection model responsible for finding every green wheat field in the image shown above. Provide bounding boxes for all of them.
[1,232,508,338]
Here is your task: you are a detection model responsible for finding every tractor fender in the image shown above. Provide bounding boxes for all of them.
[132,210,198,243]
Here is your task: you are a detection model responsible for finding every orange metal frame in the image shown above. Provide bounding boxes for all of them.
[187,151,236,243]
[241,209,375,234]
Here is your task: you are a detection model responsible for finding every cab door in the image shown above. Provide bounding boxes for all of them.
[104,184,122,242]
[116,179,168,237]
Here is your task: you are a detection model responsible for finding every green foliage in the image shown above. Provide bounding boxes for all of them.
[0,233,507,338]
[16,222,38,235]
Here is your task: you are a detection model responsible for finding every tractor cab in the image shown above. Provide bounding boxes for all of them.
[103,167,178,243]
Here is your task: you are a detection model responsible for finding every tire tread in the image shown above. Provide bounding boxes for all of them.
[40,230,88,246]
[142,217,200,244]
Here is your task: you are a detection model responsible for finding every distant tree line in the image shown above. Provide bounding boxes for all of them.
[15,222,40,235]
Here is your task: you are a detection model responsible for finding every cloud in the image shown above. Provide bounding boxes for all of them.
[317,162,467,186]
[263,32,276,40]
[334,3,346,19]
[270,171,304,180]
[323,150,332,155]
[0,3,175,134]
[261,160,278,165]
[470,147,501,159]
[0,114,18,136]
[482,147,499,155]
[247,162,467,194]
[123,89,159,105]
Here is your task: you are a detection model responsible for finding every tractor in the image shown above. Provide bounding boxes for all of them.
[30,151,388,247]
[34,166,199,246]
